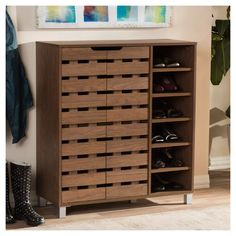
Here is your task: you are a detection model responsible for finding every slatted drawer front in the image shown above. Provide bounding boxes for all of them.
[61,46,149,203]
[61,49,108,204]
[105,46,149,199]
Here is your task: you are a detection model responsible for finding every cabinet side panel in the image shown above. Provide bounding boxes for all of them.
[36,43,60,205]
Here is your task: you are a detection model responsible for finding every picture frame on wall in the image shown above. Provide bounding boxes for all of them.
[37,6,171,28]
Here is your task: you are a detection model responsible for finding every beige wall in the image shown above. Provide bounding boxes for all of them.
[209,6,230,169]
[6,6,212,200]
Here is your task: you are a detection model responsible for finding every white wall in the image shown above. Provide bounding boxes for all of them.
[6,6,213,202]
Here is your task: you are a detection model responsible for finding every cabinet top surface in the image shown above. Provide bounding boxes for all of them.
[37,39,196,47]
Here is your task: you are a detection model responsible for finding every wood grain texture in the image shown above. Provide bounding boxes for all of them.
[62,172,106,187]
[62,63,106,76]
[62,47,107,60]
[62,110,107,124]
[62,157,106,171]
[62,94,106,108]
[62,141,106,156]
[62,79,106,92]
[107,153,148,168]
[107,93,148,106]
[107,139,148,153]
[62,126,106,140]
[107,61,149,75]
[107,169,147,183]
[107,108,148,122]
[62,188,106,203]
[36,43,61,205]
[107,77,149,91]
[106,184,148,199]
[106,123,148,138]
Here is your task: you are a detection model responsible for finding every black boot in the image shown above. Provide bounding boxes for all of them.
[6,162,15,224]
[10,162,44,226]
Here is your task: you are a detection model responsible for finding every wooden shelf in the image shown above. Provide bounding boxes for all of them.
[152,142,191,149]
[152,92,192,98]
[152,67,192,73]
[152,117,191,123]
[149,190,191,197]
[151,166,190,174]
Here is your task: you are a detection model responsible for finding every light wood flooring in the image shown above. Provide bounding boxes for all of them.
[6,170,230,230]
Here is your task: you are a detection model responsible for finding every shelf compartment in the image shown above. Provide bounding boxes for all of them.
[152,117,191,123]
[152,142,191,149]
[151,166,190,174]
[152,67,192,73]
[149,190,191,197]
[152,92,192,98]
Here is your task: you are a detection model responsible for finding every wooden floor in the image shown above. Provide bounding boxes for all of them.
[6,170,230,230]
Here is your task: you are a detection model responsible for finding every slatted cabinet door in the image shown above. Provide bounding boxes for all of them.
[106,46,150,199]
[61,47,107,204]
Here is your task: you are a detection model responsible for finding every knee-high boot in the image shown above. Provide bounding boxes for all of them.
[10,162,44,226]
[6,162,15,224]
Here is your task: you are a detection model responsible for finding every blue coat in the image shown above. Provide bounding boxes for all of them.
[6,11,33,143]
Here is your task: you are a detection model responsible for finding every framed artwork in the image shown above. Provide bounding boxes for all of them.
[37,6,171,28]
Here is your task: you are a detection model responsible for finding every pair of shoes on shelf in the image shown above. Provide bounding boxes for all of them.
[153,76,179,93]
[151,175,184,192]
[152,148,184,169]
[154,57,181,68]
[152,126,179,143]
[153,100,183,119]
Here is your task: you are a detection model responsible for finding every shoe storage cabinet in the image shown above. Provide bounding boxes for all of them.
[36,40,196,217]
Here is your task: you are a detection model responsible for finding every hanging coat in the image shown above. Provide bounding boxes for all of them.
[6,10,33,144]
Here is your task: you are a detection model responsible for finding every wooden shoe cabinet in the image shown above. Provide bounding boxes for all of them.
[36,39,196,217]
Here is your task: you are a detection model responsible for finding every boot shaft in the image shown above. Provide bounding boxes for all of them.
[10,162,32,204]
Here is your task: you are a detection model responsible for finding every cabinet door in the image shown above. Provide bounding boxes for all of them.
[61,47,107,204]
[106,46,150,199]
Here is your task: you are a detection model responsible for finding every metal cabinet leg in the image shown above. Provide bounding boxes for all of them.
[184,193,192,205]
[58,207,66,218]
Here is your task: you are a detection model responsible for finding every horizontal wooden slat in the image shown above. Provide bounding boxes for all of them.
[106,184,147,199]
[62,142,106,156]
[107,77,148,91]
[62,157,106,171]
[62,63,106,76]
[107,123,148,138]
[62,126,106,140]
[62,188,105,203]
[62,172,106,187]
[107,108,148,122]
[62,94,106,108]
[107,138,148,153]
[107,153,148,168]
[107,93,148,106]
[62,110,106,124]
[152,142,191,149]
[62,79,106,92]
[107,169,147,183]
[62,47,107,60]
[107,61,149,75]
[107,46,149,59]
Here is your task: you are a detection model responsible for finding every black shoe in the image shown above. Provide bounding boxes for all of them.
[162,148,184,167]
[161,126,179,141]
[6,163,15,224]
[152,134,165,143]
[153,175,184,191]
[10,162,45,226]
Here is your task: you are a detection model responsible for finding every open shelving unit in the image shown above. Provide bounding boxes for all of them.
[148,44,196,196]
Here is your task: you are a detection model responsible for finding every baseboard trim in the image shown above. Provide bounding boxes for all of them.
[194,174,210,189]
[209,155,230,170]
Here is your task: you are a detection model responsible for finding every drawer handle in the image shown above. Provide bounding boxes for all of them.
[91,46,122,51]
